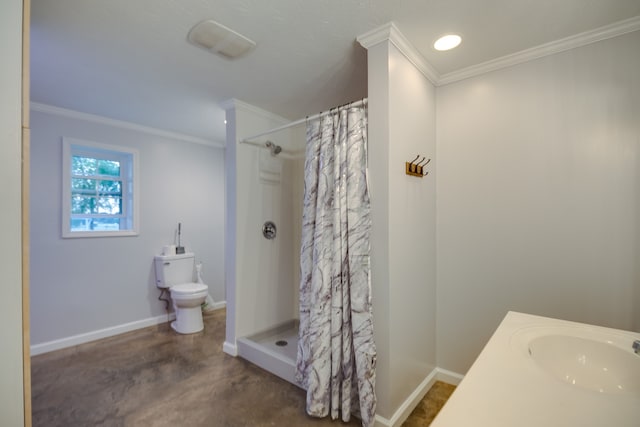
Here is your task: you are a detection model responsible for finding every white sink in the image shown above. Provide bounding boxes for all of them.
[512,325,640,396]
[433,313,640,427]
[528,334,640,395]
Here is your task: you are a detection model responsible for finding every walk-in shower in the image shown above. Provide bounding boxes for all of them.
[231,100,370,398]
[233,126,306,388]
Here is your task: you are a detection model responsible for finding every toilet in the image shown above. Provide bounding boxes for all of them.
[154,252,209,334]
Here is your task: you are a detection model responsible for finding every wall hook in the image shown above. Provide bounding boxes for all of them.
[406,155,431,178]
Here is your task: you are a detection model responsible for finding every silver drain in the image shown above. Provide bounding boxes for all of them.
[275,340,288,347]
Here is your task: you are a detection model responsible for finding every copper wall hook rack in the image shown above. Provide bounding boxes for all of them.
[406,155,431,177]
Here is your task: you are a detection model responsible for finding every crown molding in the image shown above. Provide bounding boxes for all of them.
[30,102,224,147]
[219,98,290,126]
[358,16,640,87]
[438,15,640,85]
[357,22,440,85]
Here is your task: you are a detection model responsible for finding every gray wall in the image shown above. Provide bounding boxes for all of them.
[367,40,438,419]
[436,30,640,374]
[30,108,225,347]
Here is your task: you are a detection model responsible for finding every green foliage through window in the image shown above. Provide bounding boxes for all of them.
[64,139,137,236]
[71,156,120,176]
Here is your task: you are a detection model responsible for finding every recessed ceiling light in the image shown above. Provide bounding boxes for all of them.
[434,34,462,51]
[188,19,256,59]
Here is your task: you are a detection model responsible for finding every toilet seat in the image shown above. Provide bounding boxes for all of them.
[171,282,208,295]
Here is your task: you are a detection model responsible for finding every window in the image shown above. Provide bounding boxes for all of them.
[62,138,139,237]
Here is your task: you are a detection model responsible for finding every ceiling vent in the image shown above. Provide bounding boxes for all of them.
[187,20,256,59]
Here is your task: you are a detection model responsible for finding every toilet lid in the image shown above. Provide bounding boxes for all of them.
[171,282,208,295]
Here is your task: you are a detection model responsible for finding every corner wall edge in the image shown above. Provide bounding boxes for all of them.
[357,22,440,85]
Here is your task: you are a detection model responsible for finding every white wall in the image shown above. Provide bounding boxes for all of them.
[436,30,640,374]
[0,0,25,424]
[367,40,437,419]
[224,100,303,349]
[30,108,225,347]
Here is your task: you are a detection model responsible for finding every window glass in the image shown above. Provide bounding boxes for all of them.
[63,138,138,237]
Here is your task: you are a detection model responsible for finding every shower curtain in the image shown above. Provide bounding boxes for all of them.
[296,103,376,427]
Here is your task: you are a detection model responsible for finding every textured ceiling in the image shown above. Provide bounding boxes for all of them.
[30,0,640,143]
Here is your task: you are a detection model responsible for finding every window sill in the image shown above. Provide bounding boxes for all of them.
[62,230,139,239]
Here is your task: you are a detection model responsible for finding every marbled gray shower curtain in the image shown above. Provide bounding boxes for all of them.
[296,103,376,427]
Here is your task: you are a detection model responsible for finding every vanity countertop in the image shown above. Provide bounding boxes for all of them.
[431,311,640,427]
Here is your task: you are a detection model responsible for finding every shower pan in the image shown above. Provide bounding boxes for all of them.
[237,320,300,386]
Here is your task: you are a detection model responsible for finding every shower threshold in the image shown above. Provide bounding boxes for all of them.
[236,319,302,388]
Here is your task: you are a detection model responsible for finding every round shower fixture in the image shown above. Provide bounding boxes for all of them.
[265,141,282,155]
[263,221,277,239]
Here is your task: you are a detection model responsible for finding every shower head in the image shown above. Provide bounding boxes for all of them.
[265,141,282,156]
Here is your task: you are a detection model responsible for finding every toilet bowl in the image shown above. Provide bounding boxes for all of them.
[154,252,209,334]
[170,282,209,333]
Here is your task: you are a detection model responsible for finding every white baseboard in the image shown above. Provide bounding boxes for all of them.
[31,313,175,356]
[435,367,465,386]
[374,367,465,427]
[203,300,227,312]
[223,341,238,356]
[30,302,227,356]
[211,300,227,310]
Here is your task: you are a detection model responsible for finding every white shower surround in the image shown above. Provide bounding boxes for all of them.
[223,99,305,355]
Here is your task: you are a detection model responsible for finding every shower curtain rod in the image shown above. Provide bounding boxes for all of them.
[240,98,367,144]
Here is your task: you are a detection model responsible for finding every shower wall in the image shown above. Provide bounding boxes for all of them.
[224,100,304,352]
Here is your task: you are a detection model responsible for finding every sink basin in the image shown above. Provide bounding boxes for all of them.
[512,325,640,396]
[529,334,640,395]
[434,313,640,427]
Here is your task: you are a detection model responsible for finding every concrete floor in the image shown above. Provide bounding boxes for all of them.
[31,309,453,426]
[403,382,456,427]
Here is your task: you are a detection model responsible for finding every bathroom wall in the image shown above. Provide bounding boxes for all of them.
[0,0,25,423]
[367,40,438,420]
[224,100,304,350]
[436,30,640,374]
[29,106,226,350]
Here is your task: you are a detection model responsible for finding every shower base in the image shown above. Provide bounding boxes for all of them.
[236,319,301,388]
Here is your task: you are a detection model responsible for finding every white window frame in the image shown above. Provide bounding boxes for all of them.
[62,137,139,238]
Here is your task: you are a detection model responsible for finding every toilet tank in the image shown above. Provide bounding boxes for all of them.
[154,253,195,288]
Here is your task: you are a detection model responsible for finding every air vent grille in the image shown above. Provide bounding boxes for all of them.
[187,20,256,59]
